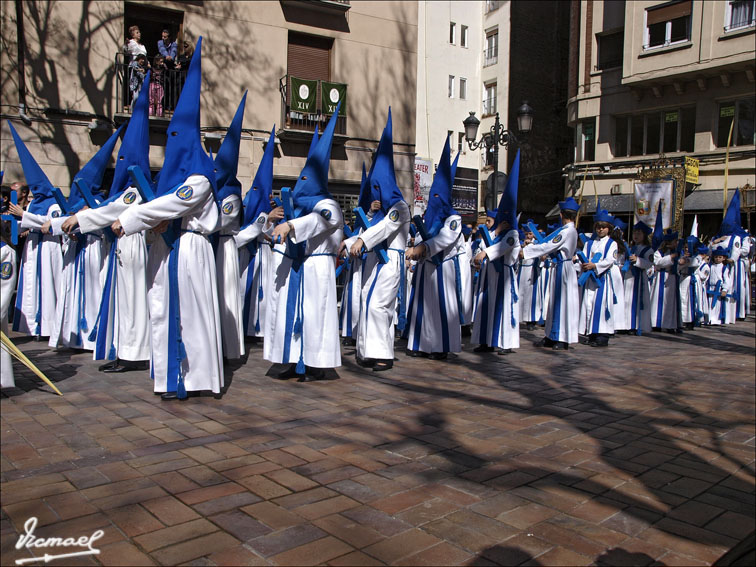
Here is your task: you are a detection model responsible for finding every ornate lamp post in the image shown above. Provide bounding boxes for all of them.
[464,101,534,210]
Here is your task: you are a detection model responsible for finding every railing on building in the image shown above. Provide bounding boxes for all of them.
[482,96,497,117]
[114,52,186,117]
[279,75,347,136]
[483,47,498,67]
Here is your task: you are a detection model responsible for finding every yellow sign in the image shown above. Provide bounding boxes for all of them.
[685,156,699,184]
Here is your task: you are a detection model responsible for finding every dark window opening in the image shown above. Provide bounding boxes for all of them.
[597,31,623,70]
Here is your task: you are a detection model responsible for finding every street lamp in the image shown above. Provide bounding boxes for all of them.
[463,101,534,209]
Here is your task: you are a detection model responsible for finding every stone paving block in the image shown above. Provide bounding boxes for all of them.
[142,496,201,526]
[97,540,157,566]
[238,475,292,500]
[134,518,219,552]
[327,550,384,565]
[104,504,164,537]
[177,482,245,505]
[151,531,239,565]
[363,528,443,564]
[240,501,305,530]
[270,535,354,566]
[209,509,272,541]
[191,491,261,516]
[206,544,270,566]
[245,523,328,557]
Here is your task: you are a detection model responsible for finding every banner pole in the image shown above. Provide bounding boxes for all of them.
[723,117,735,218]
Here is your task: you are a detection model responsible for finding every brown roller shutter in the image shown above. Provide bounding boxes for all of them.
[647,1,691,26]
[287,33,332,81]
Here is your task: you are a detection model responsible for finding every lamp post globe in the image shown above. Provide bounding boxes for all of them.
[463,111,480,143]
[516,101,534,134]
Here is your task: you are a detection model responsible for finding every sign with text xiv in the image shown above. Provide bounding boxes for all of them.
[321,82,347,116]
[290,77,317,113]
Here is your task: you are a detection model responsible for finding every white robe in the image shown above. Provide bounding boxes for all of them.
[579,236,617,336]
[119,175,223,394]
[76,187,150,361]
[472,229,521,349]
[650,249,682,330]
[623,244,653,334]
[216,194,244,359]
[708,263,734,325]
[522,223,579,344]
[351,201,410,361]
[340,230,364,339]
[518,257,542,324]
[1,243,17,388]
[14,205,63,336]
[694,261,710,324]
[734,236,750,319]
[679,254,702,325]
[405,215,464,354]
[459,238,474,325]
[264,199,343,369]
[610,248,628,331]
[236,211,272,338]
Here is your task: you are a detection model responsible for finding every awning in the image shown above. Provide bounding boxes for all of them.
[546,190,732,218]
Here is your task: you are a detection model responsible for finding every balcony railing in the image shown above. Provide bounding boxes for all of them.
[114,52,185,118]
[483,47,498,67]
[279,74,347,136]
[482,96,497,117]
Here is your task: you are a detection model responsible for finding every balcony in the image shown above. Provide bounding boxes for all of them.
[279,74,347,140]
[483,47,498,67]
[113,53,184,126]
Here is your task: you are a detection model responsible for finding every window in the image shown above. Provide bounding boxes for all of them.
[461,25,468,48]
[718,98,756,147]
[449,22,456,44]
[726,1,756,31]
[483,83,497,116]
[614,108,695,157]
[447,130,454,144]
[596,31,623,70]
[448,75,455,98]
[485,0,500,13]
[459,77,467,100]
[645,1,692,49]
[458,132,465,154]
[484,30,498,66]
[578,119,596,162]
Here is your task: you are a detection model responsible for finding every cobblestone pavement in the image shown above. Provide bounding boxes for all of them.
[2,317,755,566]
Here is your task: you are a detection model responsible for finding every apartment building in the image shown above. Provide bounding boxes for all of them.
[0,1,418,214]
[567,0,755,234]
[416,0,571,222]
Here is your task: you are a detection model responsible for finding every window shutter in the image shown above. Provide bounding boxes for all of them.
[647,1,691,26]
[287,34,332,81]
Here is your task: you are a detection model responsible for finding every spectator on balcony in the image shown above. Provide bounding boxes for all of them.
[125,25,147,63]
[175,40,194,71]
[150,55,166,117]
[129,53,149,105]
[157,29,177,67]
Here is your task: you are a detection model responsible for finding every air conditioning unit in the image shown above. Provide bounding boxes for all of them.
[610,184,622,195]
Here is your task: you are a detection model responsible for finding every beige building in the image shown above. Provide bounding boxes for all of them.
[0,1,418,213]
[567,0,755,234]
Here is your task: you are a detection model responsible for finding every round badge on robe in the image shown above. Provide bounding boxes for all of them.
[507,236,515,245]
[613,250,618,259]
[51,210,60,218]
[734,241,740,248]
[320,209,332,220]
[389,210,399,222]
[222,202,234,215]
[552,234,562,243]
[123,191,137,205]
[257,215,266,224]
[0,262,12,280]
[176,186,193,201]
[450,220,458,231]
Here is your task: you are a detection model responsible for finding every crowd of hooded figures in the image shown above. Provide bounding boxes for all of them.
[1,37,753,397]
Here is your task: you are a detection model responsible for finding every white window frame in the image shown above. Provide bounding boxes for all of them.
[725,0,756,31]
[448,75,455,98]
[459,77,467,100]
[449,22,456,45]
[643,6,691,50]
[461,25,468,48]
[484,30,498,66]
[483,83,497,116]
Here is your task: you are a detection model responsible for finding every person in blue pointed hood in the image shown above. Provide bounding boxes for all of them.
[265,108,345,381]
[6,121,65,337]
[471,149,522,355]
[114,36,224,401]
[343,108,410,372]
[712,189,749,319]
[404,137,465,359]
[62,73,153,372]
[213,92,247,360]
[236,126,276,340]
[45,125,122,352]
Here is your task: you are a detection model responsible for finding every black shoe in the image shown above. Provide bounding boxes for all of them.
[356,357,376,368]
[473,345,494,353]
[275,365,301,380]
[98,360,118,371]
[497,348,513,355]
[160,392,179,400]
[405,349,427,358]
[341,337,356,346]
[428,352,448,360]
[534,337,554,348]
[526,322,536,331]
[552,342,568,351]
[589,340,609,347]
[372,360,393,372]
[298,367,326,382]
[103,364,128,373]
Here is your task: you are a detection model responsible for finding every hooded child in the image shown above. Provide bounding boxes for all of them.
[64,72,153,370]
[518,219,544,330]
[213,93,247,359]
[525,197,581,350]
[650,227,683,332]
[404,138,465,359]
[346,109,410,372]
[471,150,522,354]
[266,105,345,381]
[7,121,64,337]
[623,221,654,335]
[113,36,224,400]
[236,125,276,340]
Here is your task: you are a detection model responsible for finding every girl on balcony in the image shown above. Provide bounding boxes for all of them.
[150,55,166,117]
